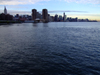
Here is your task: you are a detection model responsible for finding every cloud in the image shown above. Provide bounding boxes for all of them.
[0,9,31,15]
[48,10,87,13]
[63,0,100,4]
[0,0,100,5]
[0,0,50,5]
[0,9,87,15]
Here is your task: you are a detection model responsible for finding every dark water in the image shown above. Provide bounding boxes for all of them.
[0,22,100,75]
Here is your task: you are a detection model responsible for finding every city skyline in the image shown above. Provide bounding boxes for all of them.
[0,0,100,21]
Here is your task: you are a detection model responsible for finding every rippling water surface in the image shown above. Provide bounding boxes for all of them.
[0,22,100,75]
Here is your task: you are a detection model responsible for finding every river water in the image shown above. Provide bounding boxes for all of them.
[0,22,100,75]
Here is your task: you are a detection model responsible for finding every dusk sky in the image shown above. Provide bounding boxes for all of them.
[0,0,100,21]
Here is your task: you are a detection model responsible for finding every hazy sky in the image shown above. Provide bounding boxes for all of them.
[0,0,100,21]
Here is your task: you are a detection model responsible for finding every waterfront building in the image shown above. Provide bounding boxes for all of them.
[42,9,48,21]
[48,14,53,22]
[4,6,7,15]
[32,9,37,20]
[63,12,66,21]
[0,13,13,20]
[59,15,63,21]
[51,16,54,22]
[36,12,42,19]
[54,14,58,21]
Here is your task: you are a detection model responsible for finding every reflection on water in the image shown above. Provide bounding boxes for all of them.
[33,23,38,27]
[33,23,49,27]
[0,22,100,75]
[43,23,48,27]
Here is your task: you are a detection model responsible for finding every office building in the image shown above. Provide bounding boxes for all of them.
[63,12,66,21]
[37,12,42,19]
[59,15,63,21]
[42,9,48,21]
[54,14,58,21]
[4,6,7,15]
[32,9,37,20]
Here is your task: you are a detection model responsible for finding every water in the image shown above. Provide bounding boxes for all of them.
[0,22,100,75]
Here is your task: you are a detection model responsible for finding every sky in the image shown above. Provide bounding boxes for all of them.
[0,0,100,21]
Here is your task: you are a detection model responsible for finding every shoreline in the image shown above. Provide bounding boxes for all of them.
[0,20,98,25]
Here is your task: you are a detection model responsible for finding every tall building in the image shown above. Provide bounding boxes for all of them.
[63,12,66,21]
[54,14,58,21]
[48,14,53,22]
[36,12,42,19]
[4,6,7,15]
[42,9,48,21]
[32,9,37,20]
[59,15,63,21]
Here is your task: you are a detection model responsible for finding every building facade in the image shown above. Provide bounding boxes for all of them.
[42,9,48,21]
[59,15,63,21]
[32,9,37,20]
[63,12,66,21]
[54,14,58,21]
[4,6,7,15]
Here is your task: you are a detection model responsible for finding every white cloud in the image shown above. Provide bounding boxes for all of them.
[0,10,31,15]
[0,9,87,15]
[63,0,100,4]
[0,0,100,5]
[0,0,50,5]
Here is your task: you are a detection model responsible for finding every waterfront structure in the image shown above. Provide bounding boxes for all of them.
[54,14,58,21]
[59,15,63,21]
[42,9,48,21]
[4,6,7,15]
[32,9,37,20]
[48,14,53,22]
[37,12,42,19]
[0,13,13,20]
[63,12,66,21]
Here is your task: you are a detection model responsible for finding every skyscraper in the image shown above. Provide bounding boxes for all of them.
[4,6,7,15]
[32,9,37,20]
[59,15,63,21]
[54,14,58,21]
[36,12,42,19]
[42,9,48,21]
[63,12,66,21]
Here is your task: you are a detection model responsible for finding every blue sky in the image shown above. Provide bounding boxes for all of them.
[0,0,100,21]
